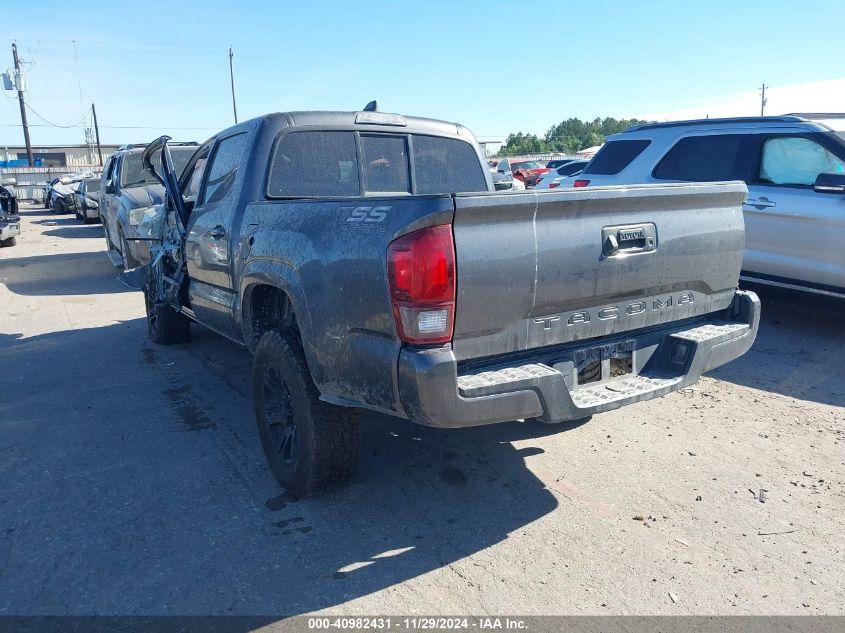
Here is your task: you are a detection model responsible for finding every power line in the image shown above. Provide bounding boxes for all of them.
[24,103,89,128]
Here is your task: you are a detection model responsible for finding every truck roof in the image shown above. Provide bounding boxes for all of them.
[226,111,479,144]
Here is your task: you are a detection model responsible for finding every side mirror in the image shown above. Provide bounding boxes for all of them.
[814,172,845,194]
[105,179,115,194]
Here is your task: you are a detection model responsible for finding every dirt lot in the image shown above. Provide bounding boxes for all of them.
[1,201,843,616]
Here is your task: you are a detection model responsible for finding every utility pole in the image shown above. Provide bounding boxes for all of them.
[760,83,768,116]
[228,46,238,124]
[91,103,103,166]
[11,43,33,167]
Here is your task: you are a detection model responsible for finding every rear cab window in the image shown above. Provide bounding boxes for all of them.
[361,135,411,194]
[583,139,651,175]
[411,135,487,195]
[653,134,747,181]
[268,130,487,198]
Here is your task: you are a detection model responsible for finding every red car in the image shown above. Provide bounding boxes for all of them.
[495,158,550,187]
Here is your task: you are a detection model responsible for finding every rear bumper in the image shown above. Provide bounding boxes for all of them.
[1,220,20,241]
[398,289,760,428]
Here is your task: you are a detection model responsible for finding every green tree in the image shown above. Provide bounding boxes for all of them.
[500,117,649,156]
[498,132,549,156]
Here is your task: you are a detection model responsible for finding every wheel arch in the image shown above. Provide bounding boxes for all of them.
[239,261,323,385]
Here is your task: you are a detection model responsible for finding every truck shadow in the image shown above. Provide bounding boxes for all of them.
[0,320,561,617]
[0,250,131,295]
[709,286,844,408]
[41,224,104,239]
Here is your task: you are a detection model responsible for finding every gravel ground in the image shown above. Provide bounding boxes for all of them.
[0,202,842,616]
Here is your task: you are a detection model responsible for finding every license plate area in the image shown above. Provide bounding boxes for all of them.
[572,340,635,387]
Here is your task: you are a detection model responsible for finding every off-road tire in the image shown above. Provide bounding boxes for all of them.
[0,237,15,247]
[143,282,190,345]
[253,328,360,497]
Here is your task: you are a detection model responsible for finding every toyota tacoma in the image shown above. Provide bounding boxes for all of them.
[127,106,760,497]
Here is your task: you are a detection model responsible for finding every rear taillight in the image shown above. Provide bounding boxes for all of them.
[387,224,456,345]
[549,182,560,189]
[573,179,590,188]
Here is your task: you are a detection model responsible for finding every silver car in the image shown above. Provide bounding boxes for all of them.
[563,116,845,298]
[534,159,589,189]
[73,177,102,224]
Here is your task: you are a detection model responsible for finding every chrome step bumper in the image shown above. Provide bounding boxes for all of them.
[399,290,760,428]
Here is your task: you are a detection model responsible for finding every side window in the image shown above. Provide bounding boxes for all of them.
[758,136,845,187]
[583,139,650,175]
[412,135,488,194]
[360,135,410,194]
[653,134,746,181]
[267,131,359,197]
[181,144,212,203]
[119,153,152,189]
[102,157,115,188]
[201,133,247,205]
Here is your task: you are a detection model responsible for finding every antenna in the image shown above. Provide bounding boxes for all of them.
[760,83,768,116]
[363,100,378,112]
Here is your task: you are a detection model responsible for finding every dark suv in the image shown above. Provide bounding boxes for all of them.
[99,143,197,268]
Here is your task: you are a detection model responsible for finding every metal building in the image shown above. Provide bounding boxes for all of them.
[0,144,120,168]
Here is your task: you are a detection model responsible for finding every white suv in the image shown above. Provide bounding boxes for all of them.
[564,116,845,298]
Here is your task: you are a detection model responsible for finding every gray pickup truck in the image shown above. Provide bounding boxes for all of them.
[131,108,760,497]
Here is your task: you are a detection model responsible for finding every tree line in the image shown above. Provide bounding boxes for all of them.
[498,117,648,156]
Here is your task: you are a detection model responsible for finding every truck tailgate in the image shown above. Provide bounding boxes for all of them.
[451,182,747,361]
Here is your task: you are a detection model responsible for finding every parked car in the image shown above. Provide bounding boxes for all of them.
[0,184,20,247]
[125,108,758,497]
[565,116,845,298]
[495,158,550,187]
[99,142,197,268]
[535,160,590,189]
[47,177,79,214]
[490,168,525,190]
[73,178,101,223]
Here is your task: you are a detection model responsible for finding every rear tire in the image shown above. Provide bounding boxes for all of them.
[253,328,360,497]
[0,237,15,247]
[143,282,190,345]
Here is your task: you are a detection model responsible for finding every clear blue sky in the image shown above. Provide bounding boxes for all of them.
[1,0,843,147]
